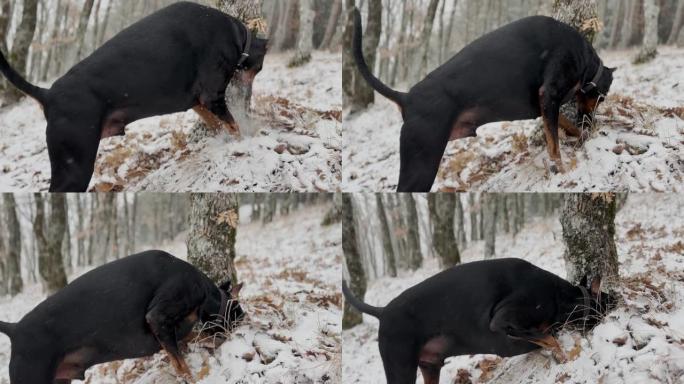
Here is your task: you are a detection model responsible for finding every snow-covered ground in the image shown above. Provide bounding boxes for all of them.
[343,47,684,192]
[342,194,684,384]
[0,51,341,192]
[0,204,342,384]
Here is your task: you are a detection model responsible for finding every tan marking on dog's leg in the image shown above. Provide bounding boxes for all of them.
[558,115,582,138]
[193,105,241,137]
[529,334,567,363]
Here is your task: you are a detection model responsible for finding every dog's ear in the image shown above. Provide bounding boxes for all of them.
[608,67,617,73]
[590,275,602,297]
[230,282,244,297]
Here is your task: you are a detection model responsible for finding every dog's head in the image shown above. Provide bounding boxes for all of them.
[235,36,268,86]
[562,275,617,331]
[202,280,245,333]
[576,66,616,126]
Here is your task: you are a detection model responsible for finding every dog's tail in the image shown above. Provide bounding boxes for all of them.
[342,280,383,318]
[0,321,15,340]
[0,48,48,104]
[352,8,407,108]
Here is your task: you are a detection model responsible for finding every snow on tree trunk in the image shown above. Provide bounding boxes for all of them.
[4,194,23,295]
[483,193,497,259]
[560,193,619,291]
[187,193,239,285]
[376,194,397,277]
[342,194,366,329]
[3,0,38,103]
[289,0,314,67]
[428,194,460,268]
[634,0,659,64]
[34,194,68,294]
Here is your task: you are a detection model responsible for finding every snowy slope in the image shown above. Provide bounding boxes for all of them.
[0,204,342,384]
[342,194,684,384]
[343,47,684,192]
[0,52,341,192]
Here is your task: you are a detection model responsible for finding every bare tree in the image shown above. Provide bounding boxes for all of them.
[187,193,239,285]
[403,193,423,270]
[483,193,498,259]
[344,0,382,112]
[668,0,684,44]
[4,194,23,295]
[560,193,619,291]
[634,0,659,63]
[34,194,68,294]
[342,193,366,329]
[289,0,314,67]
[3,0,39,102]
[321,0,343,49]
[376,194,397,276]
[412,0,441,83]
[428,193,460,268]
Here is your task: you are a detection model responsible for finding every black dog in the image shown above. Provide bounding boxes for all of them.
[353,11,615,192]
[0,250,244,383]
[342,258,616,384]
[0,1,267,192]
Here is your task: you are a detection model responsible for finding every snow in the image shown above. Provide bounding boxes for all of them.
[0,204,342,384]
[342,194,684,384]
[343,47,684,192]
[0,51,341,192]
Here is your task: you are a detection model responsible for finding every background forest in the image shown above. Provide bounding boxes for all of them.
[343,0,684,193]
[342,193,684,383]
[0,0,343,192]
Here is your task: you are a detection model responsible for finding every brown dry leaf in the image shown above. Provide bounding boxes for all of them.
[477,356,502,382]
[196,362,211,380]
[556,372,572,383]
[612,336,628,346]
[454,369,473,384]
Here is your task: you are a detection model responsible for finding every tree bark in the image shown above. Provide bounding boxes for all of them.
[469,193,478,241]
[375,194,397,276]
[634,0,659,63]
[412,0,441,83]
[342,193,366,329]
[560,193,619,291]
[4,194,23,295]
[34,194,68,294]
[289,0,315,67]
[187,194,239,285]
[345,0,382,112]
[75,0,95,59]
[483,193,498,259]
[428,193,460,268]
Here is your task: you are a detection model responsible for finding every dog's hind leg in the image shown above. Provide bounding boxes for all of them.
[9,348,57,383]
[397,119,450,192]
[46,116,101,192]
[418,336,450,384]
[378,337,419,384]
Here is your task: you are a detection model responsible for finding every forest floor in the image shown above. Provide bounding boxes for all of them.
[343,47,684,192]
[342,194,684,384]
[0,204,342,384]
[0,51,341,192]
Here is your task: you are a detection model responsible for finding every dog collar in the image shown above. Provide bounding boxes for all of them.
[579,285,591,320]
[236,28,252,70]
[218,289,229,319]
[580,59,604,94]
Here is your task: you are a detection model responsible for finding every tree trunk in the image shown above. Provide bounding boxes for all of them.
[345,0,382,112]
[34,194,68,294]
[634,0,659,63]
[0,0,10,54]
[668,0,684,44]
[483,193,498,259]
[75,0,95,59]
[342,194,366,329]
[3,0,39,103]
[428,194,460,268]
[403,193,423,270]
[469,193,478,241]
[376,194,396,276]
[455,194,466,246]
[289,0,314,67]
[4,194,23,295]
[321,0,343,49]
[560,193,619,291]
[412,0,441,83]
[187,194,239,285]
